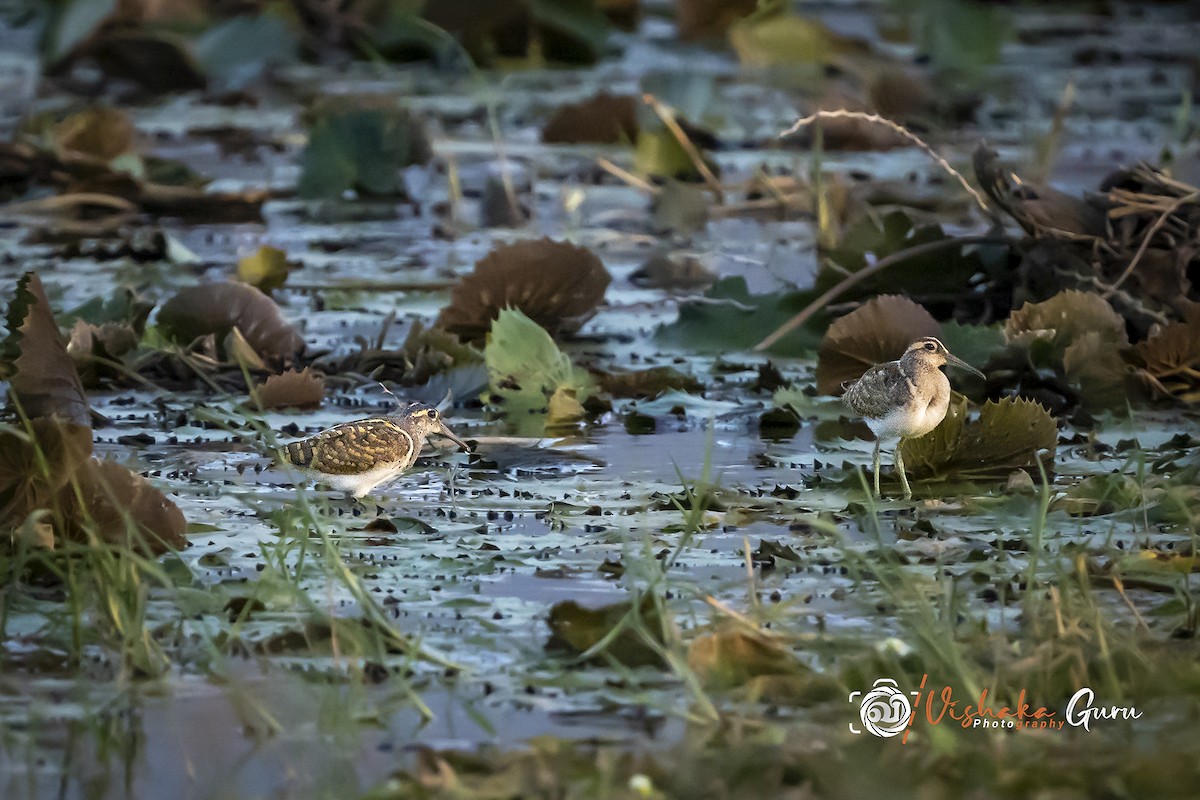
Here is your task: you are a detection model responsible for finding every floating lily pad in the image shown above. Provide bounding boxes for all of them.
[656,277,825,357]
[299,98,431,199]
[545,596,665,668]
[729,11,867,67]
[599,366,703,399]
[542,92,638,144]
[901,395,1058,482]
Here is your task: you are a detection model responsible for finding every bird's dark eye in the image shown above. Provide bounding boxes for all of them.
[427,409,438,419]
[924,342,936,351]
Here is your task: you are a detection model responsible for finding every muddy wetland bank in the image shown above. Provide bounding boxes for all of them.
[2,0,1200,797]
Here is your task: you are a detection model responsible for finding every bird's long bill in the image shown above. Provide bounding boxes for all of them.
[946,353,986,379]
[436,421,473,452]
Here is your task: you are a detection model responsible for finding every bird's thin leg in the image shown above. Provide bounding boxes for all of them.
[895,439,912,500]
[871,438,881,498]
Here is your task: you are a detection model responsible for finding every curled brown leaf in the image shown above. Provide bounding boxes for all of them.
[816,294,939,395]
[436,238,611,344]
[253,368,326,410]
[158,282,304,360]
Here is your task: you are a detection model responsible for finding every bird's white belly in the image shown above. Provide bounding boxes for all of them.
[866,396,948,442]
[309,463,403,498]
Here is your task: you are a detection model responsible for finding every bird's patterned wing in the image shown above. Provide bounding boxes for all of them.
[842,363,912,420]
[284,418,414,475]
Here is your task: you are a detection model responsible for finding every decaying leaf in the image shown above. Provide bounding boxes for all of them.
[1133,315,1200,403]
[0,418,94,524]
[541,92,638,144]
[237,245,293,294]
[2,272,91,426]
[0,276,186,556]
[675,0,757,40]
[545,596,665,668]
[815,295,940,395]
[998,290,1145,411]
[1005,290,1128,355]
[157,282,304,360]
[437,238,611,343]
[401,320,484,385]
[687,627,809,692]
[629,253,717,289]
[253,368,325,411]
[1062,330,1145,411]
[61,459,187,554]
[599,366,703,399]
[53,106,135,162]
[67,319,139,386]
[900,395,1058,482]
[483,309,593,432]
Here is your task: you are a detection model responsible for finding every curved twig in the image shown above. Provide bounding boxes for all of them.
[778,110,990,215]
[752,235,1010,351]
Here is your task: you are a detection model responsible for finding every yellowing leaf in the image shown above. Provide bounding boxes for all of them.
[237,245,291,293]
[729,13,863,67]
[687,627,806,690]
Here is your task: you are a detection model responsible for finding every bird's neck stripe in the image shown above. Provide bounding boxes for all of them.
[397,426,415,461]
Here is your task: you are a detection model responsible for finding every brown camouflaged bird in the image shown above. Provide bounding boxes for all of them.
[283,403,470,498]
[842,337,984,500]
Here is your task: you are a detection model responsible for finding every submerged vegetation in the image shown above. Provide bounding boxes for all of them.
[1,0,1199,798]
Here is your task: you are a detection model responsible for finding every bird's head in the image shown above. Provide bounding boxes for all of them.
[398,403,472,451]
[904,337,986,379]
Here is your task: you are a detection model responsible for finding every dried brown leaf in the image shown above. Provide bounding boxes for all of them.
[541,93,638,144]
[3,272,91,426]
[54,107,135,162]
[158,282,304,360]
[1134,319,1200,403]
[598,366,703,398]
[0,418,93,525]
[436,238,611,344]
[816,294,939,395]
[62,459,187,554]
[253,368,325,410]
